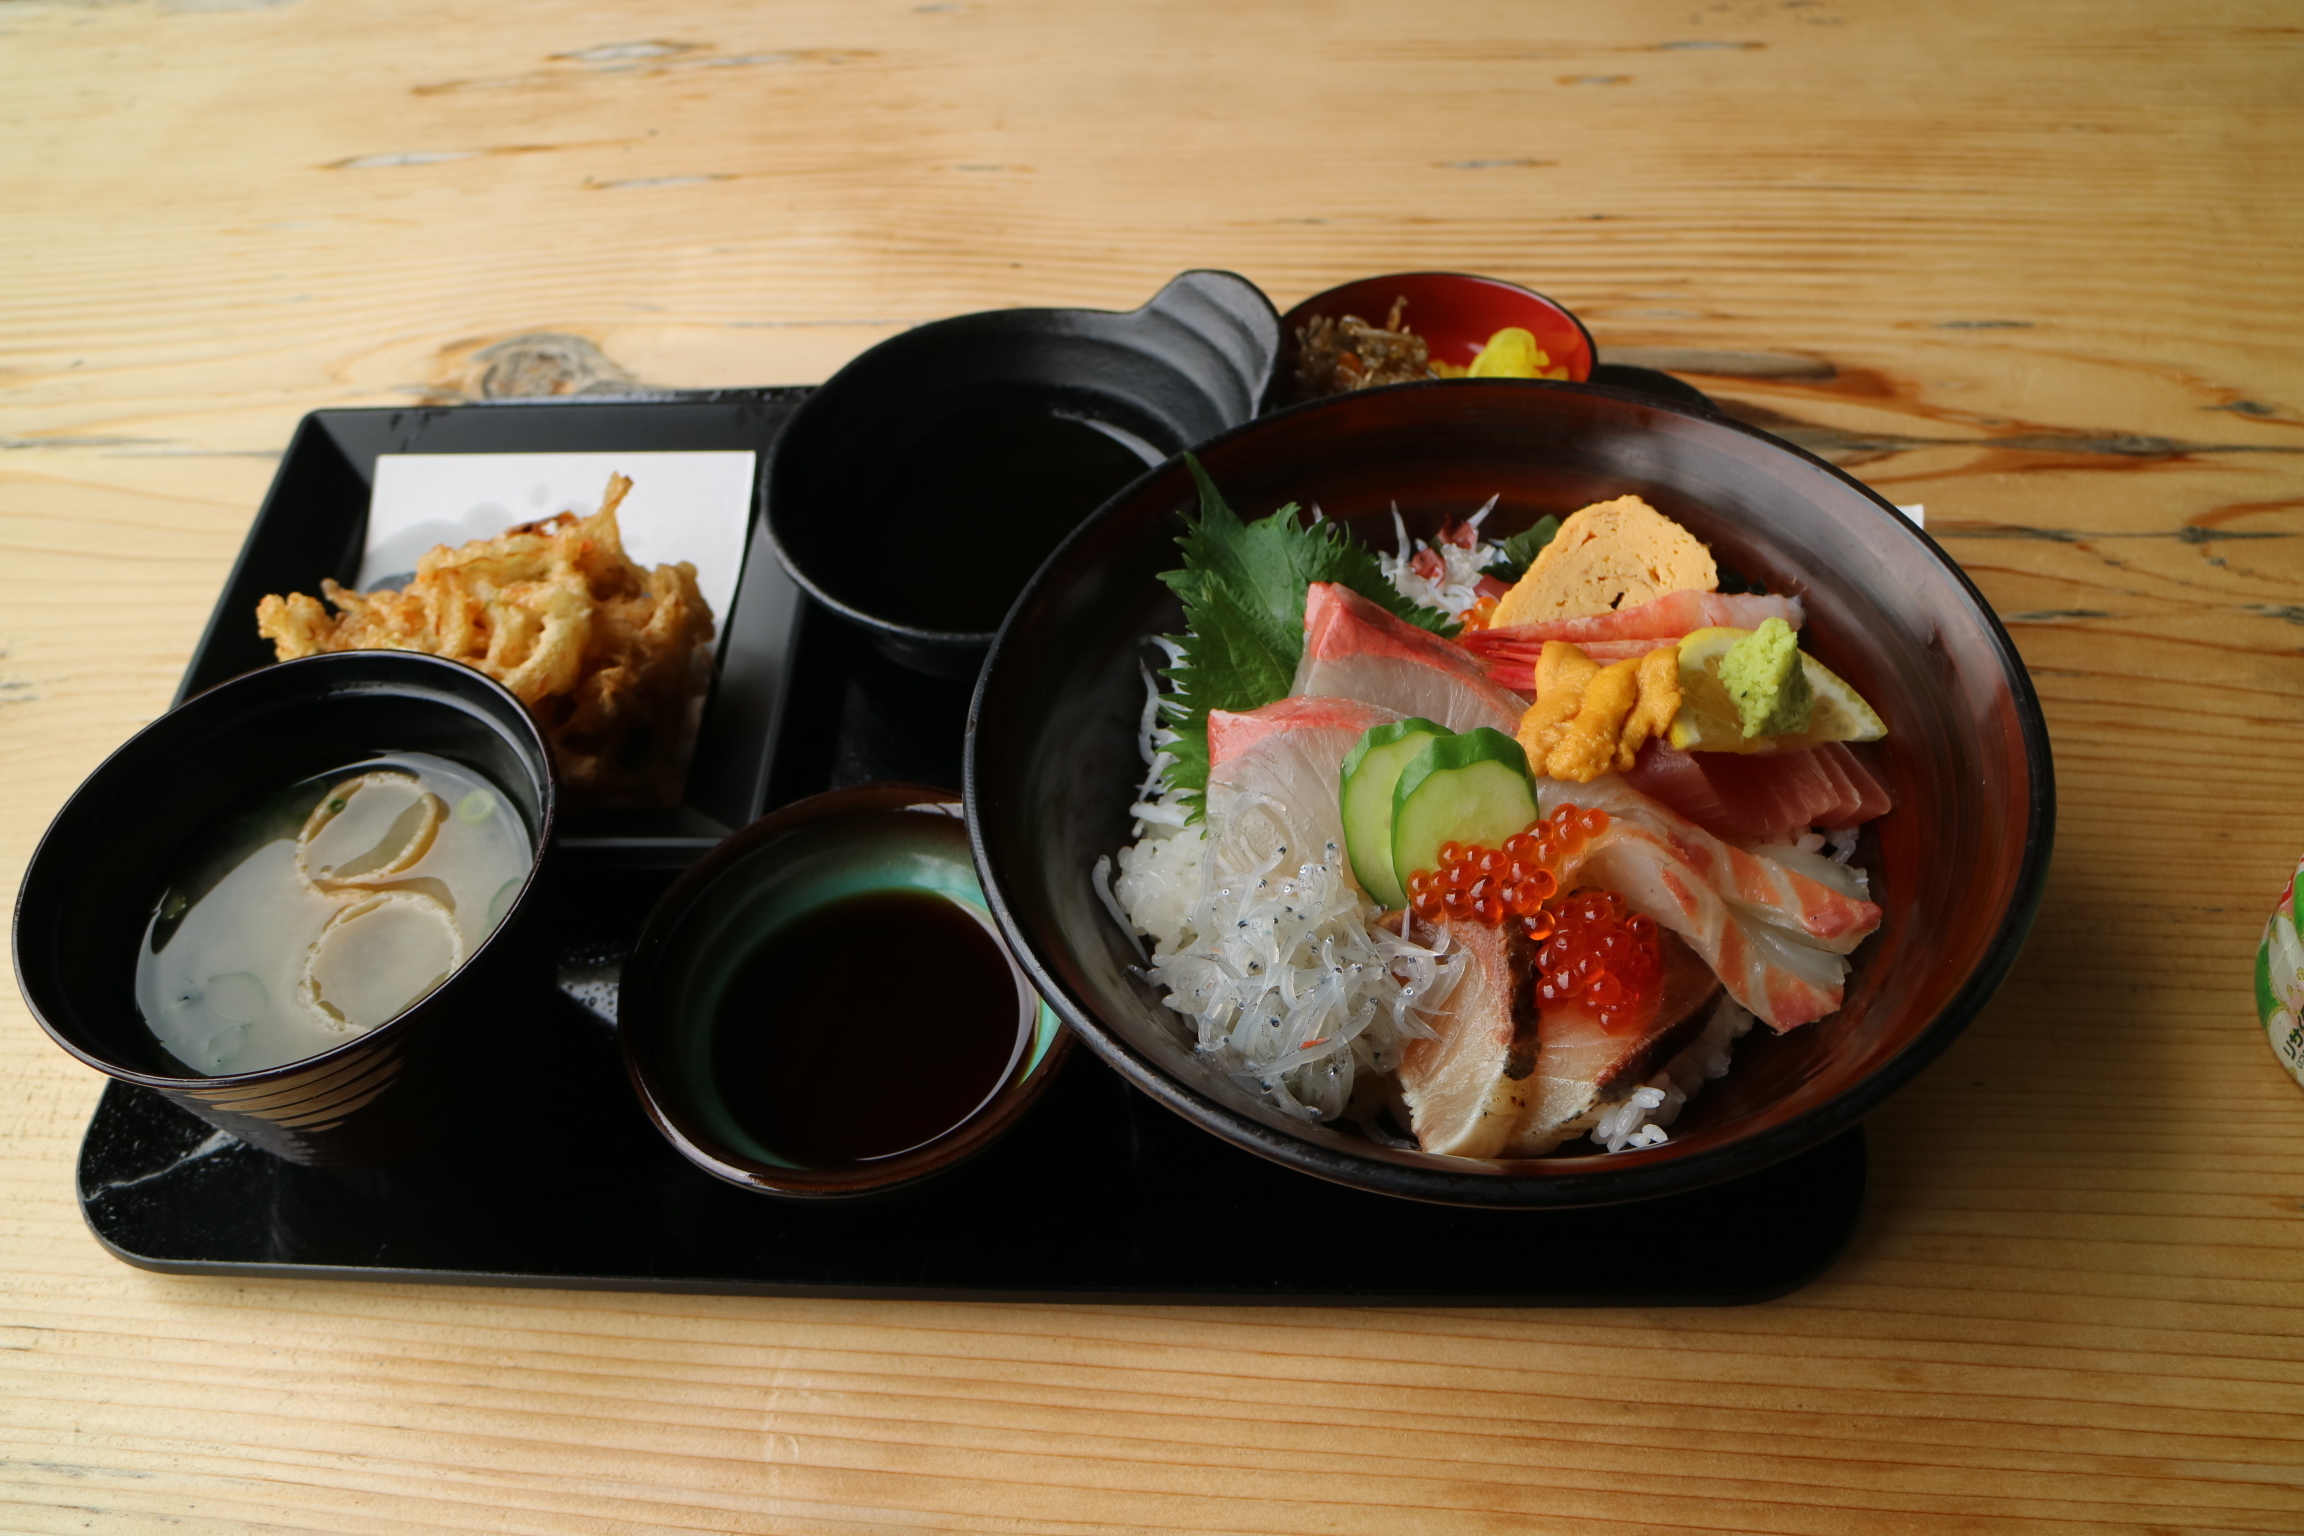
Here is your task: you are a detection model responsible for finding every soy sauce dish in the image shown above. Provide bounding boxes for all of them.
[619,784,1068,1199]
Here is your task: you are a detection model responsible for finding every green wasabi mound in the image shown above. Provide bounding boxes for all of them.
[1720,617,1815,739]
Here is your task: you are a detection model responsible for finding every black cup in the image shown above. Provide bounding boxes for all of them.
[765,269,1280,678]
[13,652,557,1167]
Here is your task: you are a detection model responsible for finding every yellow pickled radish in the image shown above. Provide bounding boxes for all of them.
[1468,327,1552,378]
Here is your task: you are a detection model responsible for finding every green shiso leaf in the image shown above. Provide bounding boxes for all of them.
[1487,514,1560,583]
[1156,457,1454,819]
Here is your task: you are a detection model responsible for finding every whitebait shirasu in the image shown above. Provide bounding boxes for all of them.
[1378,495,1504,618]
[1113,783,1464,1121]
[1104,652,1465,1121]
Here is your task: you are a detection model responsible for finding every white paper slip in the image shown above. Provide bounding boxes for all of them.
[1897,503,1925,528]
[362,452,758,629]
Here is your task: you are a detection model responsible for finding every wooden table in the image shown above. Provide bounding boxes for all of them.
[4,2,2299,1530]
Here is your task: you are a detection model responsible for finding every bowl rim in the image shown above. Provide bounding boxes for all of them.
[617,781,1074,1199]
[762,276,1281,651]
[965,375,2056,1208]
[12,649,560,1092]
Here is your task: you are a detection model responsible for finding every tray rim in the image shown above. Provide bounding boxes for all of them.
[76,1076,1867,1307]
[71,370,1874,1307]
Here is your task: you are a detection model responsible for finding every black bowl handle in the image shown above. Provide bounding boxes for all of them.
[1123,270,1281,429]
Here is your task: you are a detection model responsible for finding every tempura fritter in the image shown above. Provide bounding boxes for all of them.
[256,473,715,807]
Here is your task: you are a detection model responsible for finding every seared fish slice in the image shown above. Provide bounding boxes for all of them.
[1394,917,1538,1158]
[1503,929,1721,1156]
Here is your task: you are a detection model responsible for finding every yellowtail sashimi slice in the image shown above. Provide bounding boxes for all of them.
[1503,930,1721,1156]
[1538,773,1882,1030]
[1291,582,1527,732]
[1206,695,1401,893]
[1207,694,1401,773]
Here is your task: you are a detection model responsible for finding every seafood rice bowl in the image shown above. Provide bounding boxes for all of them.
[967,381,2051,1207]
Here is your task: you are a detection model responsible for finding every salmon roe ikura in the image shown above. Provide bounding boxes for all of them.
[1405,803,1609,938]
[1535,890,1662,1034]
[1403,805,1663,1033]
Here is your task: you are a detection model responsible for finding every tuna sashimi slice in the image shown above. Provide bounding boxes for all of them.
[1503,931,1723,1156]
[1205,695,1399,888]
[1291,582,1526,736]
[1622,741,1894,843]
[1804,747,1865,829]
[1466,587,1806,651]
[1395,917,1536,1158]
[1538,773,1883,1029]
[1833,743,1894,824]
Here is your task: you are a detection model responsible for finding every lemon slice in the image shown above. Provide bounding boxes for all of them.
[1669,626,1887,754]
[1797,653,1889,745]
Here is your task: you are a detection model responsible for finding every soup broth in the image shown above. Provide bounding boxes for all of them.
[135,752,533,1075]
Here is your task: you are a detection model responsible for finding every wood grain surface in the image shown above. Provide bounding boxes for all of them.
[4,1,2301,1530]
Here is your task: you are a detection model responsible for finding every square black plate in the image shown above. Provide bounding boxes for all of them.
[177,390,812,866]
[79,383,1866,1304]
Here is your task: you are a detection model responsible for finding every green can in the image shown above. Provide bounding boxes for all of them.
[2254,855,2304,1091]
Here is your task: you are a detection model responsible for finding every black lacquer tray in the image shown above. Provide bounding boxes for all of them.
[77,377,1867,1304]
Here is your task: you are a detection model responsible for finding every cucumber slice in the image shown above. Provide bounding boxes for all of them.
[1338,717,1452,908]
[1390,729,1540,892]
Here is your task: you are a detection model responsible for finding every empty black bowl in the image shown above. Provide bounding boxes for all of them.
[765,270,1280,678]
[14,651,557,1167]
[966,380,2053,1208]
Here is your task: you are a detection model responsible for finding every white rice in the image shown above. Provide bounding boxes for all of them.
[1575,993,1757,1153]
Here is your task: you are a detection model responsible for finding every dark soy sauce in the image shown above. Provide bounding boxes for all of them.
[708,888,1027,1165]
[854,397,1153,634]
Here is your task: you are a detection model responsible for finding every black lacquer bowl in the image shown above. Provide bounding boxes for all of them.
[16,652,557,1167]
[968,380,2054,1208]
[766,270,1279,678]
